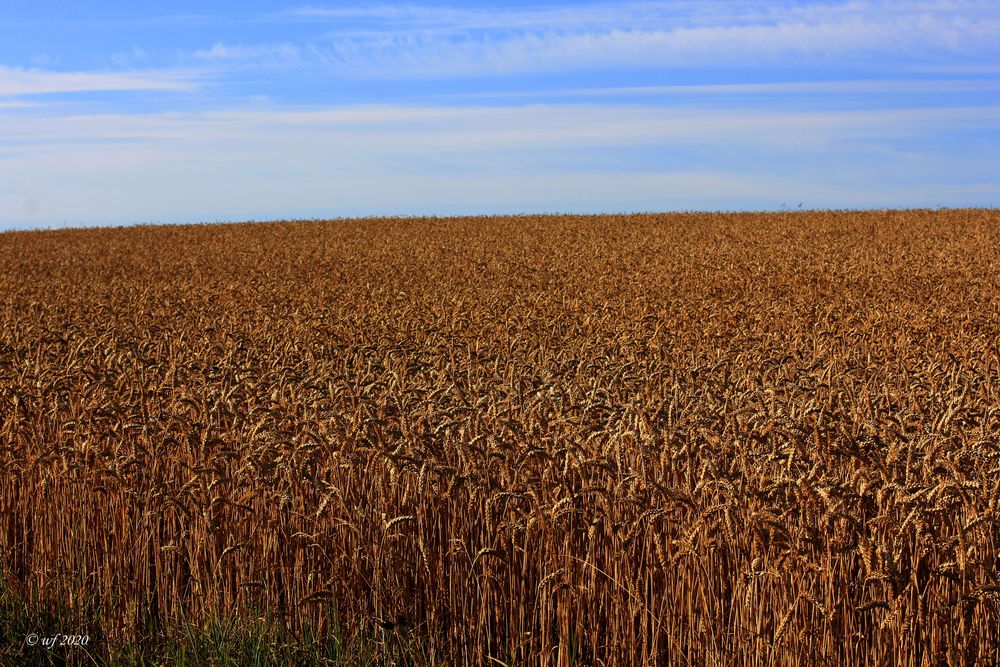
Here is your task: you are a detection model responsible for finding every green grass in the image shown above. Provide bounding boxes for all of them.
[0,578,448,667]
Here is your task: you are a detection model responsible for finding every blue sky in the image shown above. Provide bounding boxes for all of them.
[1,1,999,229]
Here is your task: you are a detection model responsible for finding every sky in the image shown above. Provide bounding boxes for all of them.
[1,1,999,230]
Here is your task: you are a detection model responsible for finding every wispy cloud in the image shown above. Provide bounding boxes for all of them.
[2,1,998,229]
[0,65,199,97]
[194,42,300,62]
[0,99,40,109]
[283,1,1000,35]
[291,1,1000,77]
[6,103,998,153]
[2,99,998,228]
[448,78,1000,102]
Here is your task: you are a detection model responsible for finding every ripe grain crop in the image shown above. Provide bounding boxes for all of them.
[1,210,999,665]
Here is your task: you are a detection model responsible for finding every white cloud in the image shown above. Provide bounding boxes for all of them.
[2,99,998,228]
[285,1,1000,33]
[0,99,39,109]
[5,103,998,154]
[0,65,199,97]
[194,42,300,61]
[287,0,1000,77]
[312,21,998,77]
[448,78,1000,101]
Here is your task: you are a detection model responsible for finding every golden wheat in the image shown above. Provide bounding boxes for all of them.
[1,210,998,665]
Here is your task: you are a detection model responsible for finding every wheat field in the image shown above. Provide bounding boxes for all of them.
[1,210,998,665]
